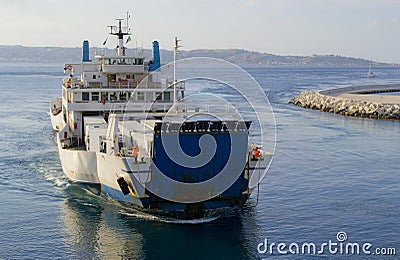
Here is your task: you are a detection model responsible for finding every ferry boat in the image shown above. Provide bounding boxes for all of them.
[50,14,267,219]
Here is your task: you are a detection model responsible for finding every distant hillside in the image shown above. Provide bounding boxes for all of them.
[177,49,390,66]
[0,45,392,66]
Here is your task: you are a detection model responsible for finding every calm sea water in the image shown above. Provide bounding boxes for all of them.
[0,63,399,259]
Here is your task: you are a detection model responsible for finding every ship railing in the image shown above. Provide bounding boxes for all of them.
[67,101,175,113]
[63,79,178,90]
[131,103,175,113]
[73,99,172,104]
[119,103,236,115]
[108,82,138,88]
[172,103,239,115]
[78,81,166,89]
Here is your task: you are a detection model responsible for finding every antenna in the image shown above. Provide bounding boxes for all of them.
[141,23,143,51]
[126,11,130,32]
[173,37,182,107]
[107,13,131,56]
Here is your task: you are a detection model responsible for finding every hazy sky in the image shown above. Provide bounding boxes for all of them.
[0,0,399,62]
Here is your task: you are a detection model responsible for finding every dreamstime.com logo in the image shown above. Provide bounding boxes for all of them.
[257,231,397,256]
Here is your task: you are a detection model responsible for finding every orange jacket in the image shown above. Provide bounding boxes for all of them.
[131,146,139,157]
[253,149,260,159]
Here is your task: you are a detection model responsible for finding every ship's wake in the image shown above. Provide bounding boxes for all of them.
[119,209,221,224]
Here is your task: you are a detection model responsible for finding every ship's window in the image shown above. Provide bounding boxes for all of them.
[146,92,153,101]
[119,92,126,100]
[155,92,162,101]
[135,58,144,65]
[92,92,99,101]
[100,140,106,153]
[127,92,132,100]
[126,75,130,79]
[164,92,171,101]
[82,92,89,101]
[93,75,96,80]
[110,92,117,101]
[63,105,67,122]
[137,92,144,101]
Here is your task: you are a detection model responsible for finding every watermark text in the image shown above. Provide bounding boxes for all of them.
[257,232,396,256]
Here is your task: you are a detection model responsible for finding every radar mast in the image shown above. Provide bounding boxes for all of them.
[107,13,131,56]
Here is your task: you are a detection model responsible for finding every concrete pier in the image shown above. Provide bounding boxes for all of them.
[292,84,400,120]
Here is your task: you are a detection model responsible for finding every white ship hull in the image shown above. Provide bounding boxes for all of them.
[56,135,100,184]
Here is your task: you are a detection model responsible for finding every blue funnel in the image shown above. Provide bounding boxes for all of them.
[149,41,161,71]
[82,40,90,62]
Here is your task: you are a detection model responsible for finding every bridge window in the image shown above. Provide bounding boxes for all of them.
[137,92,144,101]
[135,58,144,65]
[92,92,99,101]
[110,92,117,101]
[164,92,171,101]
[119,92,127,101]
[82,92,89,101]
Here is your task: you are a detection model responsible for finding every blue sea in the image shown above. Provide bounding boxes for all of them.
[0,63,399,259]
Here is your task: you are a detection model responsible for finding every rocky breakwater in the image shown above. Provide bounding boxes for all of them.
[292,90,400,119]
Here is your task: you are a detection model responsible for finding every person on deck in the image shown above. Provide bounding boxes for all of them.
[253,147,260,160]
[131,145,139,162]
